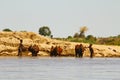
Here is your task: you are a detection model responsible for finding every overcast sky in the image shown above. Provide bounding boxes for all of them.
[0,0,120,37]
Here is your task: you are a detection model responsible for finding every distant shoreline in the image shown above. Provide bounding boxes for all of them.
[0,31,120,57]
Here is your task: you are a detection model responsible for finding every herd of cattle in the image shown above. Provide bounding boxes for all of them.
[50,43,94,58]
[18,40,94,57]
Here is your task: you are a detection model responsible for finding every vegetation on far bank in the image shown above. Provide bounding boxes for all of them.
[53,26,120,46]
[2,26,120,46]
[55,35,120,46]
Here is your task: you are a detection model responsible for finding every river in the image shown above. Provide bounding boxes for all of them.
[0,57,120,80]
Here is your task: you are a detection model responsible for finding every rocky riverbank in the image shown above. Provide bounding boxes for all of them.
[0,31,120,57]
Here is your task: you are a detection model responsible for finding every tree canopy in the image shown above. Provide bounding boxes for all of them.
[39,26,51,36]
[79,26,88,38]
[3,28,12,32]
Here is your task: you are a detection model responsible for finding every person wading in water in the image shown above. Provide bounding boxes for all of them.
[18,39,24,56]
[88,44,94,58]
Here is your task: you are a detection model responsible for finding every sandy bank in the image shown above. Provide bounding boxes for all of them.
[0,31,120,57]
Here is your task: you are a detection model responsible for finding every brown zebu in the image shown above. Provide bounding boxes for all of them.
[75,44,85,57]
[18,41,39,57]
[28,44,39,56]
[50,46,63,57]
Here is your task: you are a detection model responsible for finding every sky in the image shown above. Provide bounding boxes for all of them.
[0,0,120,38]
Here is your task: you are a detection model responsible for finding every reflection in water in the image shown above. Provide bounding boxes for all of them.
[0,57,120,80]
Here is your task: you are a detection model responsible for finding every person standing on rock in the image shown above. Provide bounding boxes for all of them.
[88,44,94,58]
[18,39,23,56]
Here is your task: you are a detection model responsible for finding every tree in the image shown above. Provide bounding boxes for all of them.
[86,35,96,41]
[86,35,94,40]
[117,34,120,38]
[3,28,12,32]
[39,26,51,36]
[86,35,97,44]
[79,26,88,38]
[73,33,79,38]
[67,36,72,39]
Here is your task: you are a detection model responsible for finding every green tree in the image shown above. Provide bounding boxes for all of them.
[117,34,120,38]
[3,28,12,32]
[79,26,88,38]
[86,35,96,43]
[86,35,95,40]
[67,36,72,39]
[39,26,51,36]
[73,32,79,38]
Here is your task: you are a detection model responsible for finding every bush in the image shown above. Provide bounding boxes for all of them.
[3,28,12,32]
